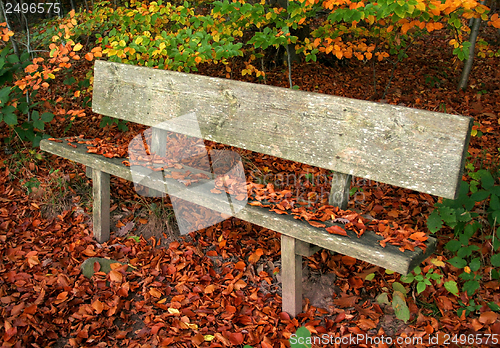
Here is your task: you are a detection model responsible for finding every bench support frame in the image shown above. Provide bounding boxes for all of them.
[90,168,110,243]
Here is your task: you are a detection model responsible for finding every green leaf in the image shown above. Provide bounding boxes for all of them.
[7,54,19,64]
[448,257,467,268]
[416,281,426,294]
[444,280,459,296]
[365,273,375,281]
[480,170,494,190]
[376,292,390,305]
[2,105,15,114]
[445,239,462,252]
[460,271,475,280]
[488,301,500,311]
[491,253,500,267]
[127,236,140,243]
[290,326,311,348]
[33,119,44,130]
[439,206,457,226]
[463,280,480,296]
[427,210,443,233]
[471,189,490,202]
[392,282,407,295]
[490,194,500,211]
[3,113,17,126]
[392,292,410,323]
[41,112,54,122]
[469,257,481,272]
[0,86,11,104]
[457,245,479,258]
[400,273,414,283]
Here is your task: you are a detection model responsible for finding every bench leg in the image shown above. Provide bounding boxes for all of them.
[281,235,303,317]
[91,168,110,243]
[148,127,167,197]
[329,172,352,210]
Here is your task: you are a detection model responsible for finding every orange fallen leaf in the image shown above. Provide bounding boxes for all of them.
[409,231,428,241]
[326,225,348,236]
[109,270,123,283]
[92,299,104,314]
[248,248,264,263]
[234,261,246,270]
[204,284,216,294]
[479,311,498,324]
[308,220,326,228]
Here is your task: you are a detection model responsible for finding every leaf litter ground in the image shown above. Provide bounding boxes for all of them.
[1,31,500,347]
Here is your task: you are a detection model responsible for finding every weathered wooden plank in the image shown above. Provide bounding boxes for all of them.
[92,60,472,199]
[90,168,110,243]
[39,139,436,274]
[281,235,303,316]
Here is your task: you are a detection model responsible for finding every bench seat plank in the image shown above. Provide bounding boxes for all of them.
[40,138,436,275]
[92,60,472,199]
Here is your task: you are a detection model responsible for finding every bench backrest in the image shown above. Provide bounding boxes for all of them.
[92,60,473,199]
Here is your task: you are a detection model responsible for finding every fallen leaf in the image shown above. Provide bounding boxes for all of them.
[326,225,348,236]
[479,311,498,324]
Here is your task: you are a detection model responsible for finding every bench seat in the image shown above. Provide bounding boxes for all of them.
[41,137,436,275]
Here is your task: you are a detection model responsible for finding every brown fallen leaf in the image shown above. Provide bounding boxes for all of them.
[326,225,348,236]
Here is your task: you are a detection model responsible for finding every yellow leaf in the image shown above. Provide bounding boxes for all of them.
[73,43,83,51]
[185,323,198,329]
[119,40,126,47]
[204,335,215,341]
[416,1,426,11]
[168,307,180,314]
[431,258,445,267]
[159,42,166,50]
[266,12,272,20]
[135,37,143,45]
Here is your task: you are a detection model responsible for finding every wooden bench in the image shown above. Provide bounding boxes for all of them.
[40,60,473,317]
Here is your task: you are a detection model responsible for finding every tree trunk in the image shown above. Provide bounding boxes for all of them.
[0,0,20,58]
[458,9,483,90]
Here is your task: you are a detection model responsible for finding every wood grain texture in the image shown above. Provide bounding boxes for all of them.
[281,235,303,317]
[39,139,436,274]
[90,168,110,243]
[329,172,351,209]
[92,60,472,199]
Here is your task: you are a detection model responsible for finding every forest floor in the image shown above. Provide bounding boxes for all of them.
[1,28,500,348]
